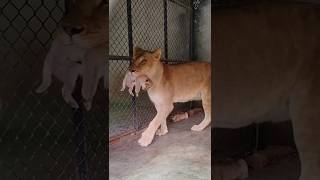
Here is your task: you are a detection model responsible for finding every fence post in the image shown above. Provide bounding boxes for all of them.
[189,0,194,110]
[163,0,168,62]
[189,0,194,60]
[72,77,88,180]
[126,0,138,130]
[64,1,89,179]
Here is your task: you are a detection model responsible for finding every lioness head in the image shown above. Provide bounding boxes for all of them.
[130,47,162,77]
[57,0,108,48]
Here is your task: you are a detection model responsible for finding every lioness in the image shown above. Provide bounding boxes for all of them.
[214,3,320,180]
[130,47,211,147]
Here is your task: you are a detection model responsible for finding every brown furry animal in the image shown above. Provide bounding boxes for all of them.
[130,47,211,147]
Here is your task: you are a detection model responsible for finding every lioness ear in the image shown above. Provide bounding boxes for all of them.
[152,48,161,60]
[94,0,106,7]
[133,47,144,58]
[76,0,104,16]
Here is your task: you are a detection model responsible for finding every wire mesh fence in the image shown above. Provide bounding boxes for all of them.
[109,0,194,138]
[0,0,107,179]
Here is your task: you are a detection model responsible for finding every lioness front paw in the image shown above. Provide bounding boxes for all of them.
[138,133,154,147]
[191,124,204,131]
[156,128,168,136]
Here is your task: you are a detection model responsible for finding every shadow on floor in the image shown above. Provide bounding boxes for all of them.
[109,113,211,180]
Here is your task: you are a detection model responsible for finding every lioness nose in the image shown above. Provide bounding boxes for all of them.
[128,66,136,72]
[62,26,84,36]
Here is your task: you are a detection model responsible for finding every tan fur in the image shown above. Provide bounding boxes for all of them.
[214,3,320,180]
[130,47,211,147]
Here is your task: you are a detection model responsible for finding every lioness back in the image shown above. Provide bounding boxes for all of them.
[163,62,211,102]
[131,47,211,104]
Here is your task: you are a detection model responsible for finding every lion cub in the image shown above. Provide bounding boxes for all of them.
[130,47,211,147]
[121,72,152,97]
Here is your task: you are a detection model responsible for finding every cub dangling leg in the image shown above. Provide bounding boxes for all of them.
[36,52,54,93]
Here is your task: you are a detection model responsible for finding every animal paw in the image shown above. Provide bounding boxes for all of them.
[83,101,92,111]
[35,84,49,93]
[138,133,154,147]
[69,101,79,109]
[191,124,204,131]
[64,99,79,109]
[171,112,188,122]
[156,128,168,136]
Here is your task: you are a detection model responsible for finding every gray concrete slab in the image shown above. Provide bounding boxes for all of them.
[109,113,211,180]
[247,157,300,180]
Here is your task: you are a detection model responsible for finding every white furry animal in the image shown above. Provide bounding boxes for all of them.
[36,0,107,111]
[121,72,152,97]
[35,37,84,109]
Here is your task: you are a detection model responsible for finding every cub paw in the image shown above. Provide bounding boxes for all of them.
[191,124,204,131]
[35,84,49,94]
[156,128,168,136]
[83,101,92,111]
[69,101,79,109]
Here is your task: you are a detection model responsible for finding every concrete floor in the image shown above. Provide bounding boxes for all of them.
[109,113,211,180]
[247,157,300,180]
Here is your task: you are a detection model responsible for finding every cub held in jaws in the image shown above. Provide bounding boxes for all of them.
[130,47,211,147]
[120,72,152,97]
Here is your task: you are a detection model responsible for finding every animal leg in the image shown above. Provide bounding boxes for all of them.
[191,86,211,131]
[135,79,141,97]
[61,85,79,109]
[290,81,320,180]
[120,72,129,91]
[156,120,168,136]
[61,65,80,109]
[36,53,53,93]
[82,68,100,111]
[138,103,173,147]
[128,84,135,96]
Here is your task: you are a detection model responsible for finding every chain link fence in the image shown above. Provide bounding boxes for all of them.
[0,0,107,179]
[109,0,194,138]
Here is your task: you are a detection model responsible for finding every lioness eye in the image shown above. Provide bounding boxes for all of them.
[140,59,147,65]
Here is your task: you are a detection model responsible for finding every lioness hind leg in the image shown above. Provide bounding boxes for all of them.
[156,120,168,136]
[290,83,320,180]
[191,87,211,131]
